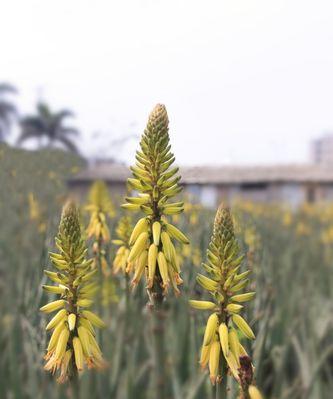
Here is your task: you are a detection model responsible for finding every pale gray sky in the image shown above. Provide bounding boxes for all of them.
[1,0,333,165]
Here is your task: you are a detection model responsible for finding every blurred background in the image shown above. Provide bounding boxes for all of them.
[1,1,333,398]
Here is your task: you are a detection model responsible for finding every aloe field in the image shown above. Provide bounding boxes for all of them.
[1,127,333,399]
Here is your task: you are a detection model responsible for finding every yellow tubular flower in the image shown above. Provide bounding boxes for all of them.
[46,309,67,331]
[190,204,257,388]
[203,313,219,346]
[148,244,158,288]
[57,349,72,383]
[128,232,148,262]
[248,385,264,399]
[131,249,148,285]
[122,104,189,298]
[73,337,84,371]
[209,339,221,385]
[189,300,216,310]
[229,328,240,364]
[54,328,70,362]
[68,313,76,331]
[219,323,229,356]
[81,310,106,329]
[47,322,66,353]
[199,341,211,369]
[40,299,66,313]
[41,201,106,383]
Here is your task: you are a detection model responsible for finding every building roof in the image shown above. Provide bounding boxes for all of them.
[68,162,333,185]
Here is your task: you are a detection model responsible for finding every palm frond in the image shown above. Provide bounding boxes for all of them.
[0,101,17,116]
[19,101,80,152]
[20,117,45,132]
[0,83,17,94]
[54,109,74,121]
[36,102,52,120]
[56,134,78,153]
[59,127,80,136]
[17,129,44,144]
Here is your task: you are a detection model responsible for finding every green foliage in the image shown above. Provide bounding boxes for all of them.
[0,143,332,398]
[0,83,17,141]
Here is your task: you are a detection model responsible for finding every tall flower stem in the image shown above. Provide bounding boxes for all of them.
[216,361,228,399]
[151,295,167,399]
[124,273,133,399]
[69,368,80,399]
[147,269,168,399]
[94,236,104,302]
[112,216,136,398]
[122,104,189,399]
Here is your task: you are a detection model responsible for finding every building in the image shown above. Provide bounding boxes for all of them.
[68,161,333,208]
[311,134,333,164]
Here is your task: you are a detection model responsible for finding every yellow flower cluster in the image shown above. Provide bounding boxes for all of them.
[112,215,134,274]
[190,204,255,386]
[86,180,115,242]
[86,180,115,275]
[41,201,106,383]
[122,104,189,294]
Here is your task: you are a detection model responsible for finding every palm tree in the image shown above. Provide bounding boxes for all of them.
[0,83,17,141]
[18,102,80,153]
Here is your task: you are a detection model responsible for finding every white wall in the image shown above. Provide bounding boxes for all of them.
[279,183,306,207]
[200,185,218,208]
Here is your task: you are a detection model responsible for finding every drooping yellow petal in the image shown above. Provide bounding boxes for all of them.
[47,321,66,352]
[81,310,106,329]
[248,385,263,399]
[218,322,229,356]
[46,309,67,331]
[73,337,84,371]
[68,313,76,331]
[189,300,216,310]
[40,299,66,313]
[209,340,220,385]
[203,313,218,346]
[54,328,70,362]
[199,342,211,369]
[232,314,255,340]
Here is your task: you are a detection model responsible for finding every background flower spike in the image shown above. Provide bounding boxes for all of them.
[190,203,259,395]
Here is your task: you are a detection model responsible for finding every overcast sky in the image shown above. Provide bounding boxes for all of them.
[1,0,333,165]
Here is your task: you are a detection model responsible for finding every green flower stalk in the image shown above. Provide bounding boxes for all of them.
[41,201,106,383]
[86,180,115,275]
[122,104,189,296]
[122,104,189,399]
[189,204,256,392]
